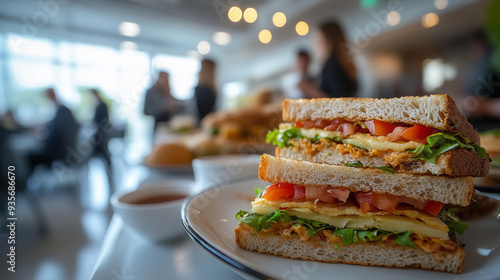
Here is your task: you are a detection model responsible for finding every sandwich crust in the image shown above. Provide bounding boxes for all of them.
[235,225,465,273]
[282,95,480,144]
[258,154,474,206]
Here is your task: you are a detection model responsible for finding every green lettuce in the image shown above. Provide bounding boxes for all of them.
[266,128,304,148]
[409,133,487,164]
[235,210,416,248]
[375,165,396,174]
[254,187,265,198]
[345,161,364,168]
[438,208,468,235]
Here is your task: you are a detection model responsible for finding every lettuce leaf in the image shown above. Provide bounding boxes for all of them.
[438,208,468,235]
[345,161,364,168]
[375,165,396,174]
[254,187,265,198]
[409,133,487,164]
[266,128,304,148]
[235,210,416,248]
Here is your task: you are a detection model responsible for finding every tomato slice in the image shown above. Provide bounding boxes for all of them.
[365,120,397,136]
[423,201,443,216]
[327,188,350,203]
[262,183,294,201]
[294,121,304,128]
[354,192,374,212]
[372,192,398,212]
[315,119,330,129]
[400,125,439,144]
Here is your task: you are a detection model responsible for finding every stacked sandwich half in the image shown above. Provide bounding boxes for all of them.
[235,95,489,273]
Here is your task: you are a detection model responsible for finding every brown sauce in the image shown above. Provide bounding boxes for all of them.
[128,194,187,205]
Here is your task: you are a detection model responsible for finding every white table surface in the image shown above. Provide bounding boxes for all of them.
[90,214,243,280]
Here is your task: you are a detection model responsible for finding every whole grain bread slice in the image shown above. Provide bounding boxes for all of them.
[282,95,480,143]
[276,145,489,177]
[258,154,474,206]
[235,225,464,273]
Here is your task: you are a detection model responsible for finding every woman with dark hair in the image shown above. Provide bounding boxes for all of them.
[194,59,217,122]
[298,21,358,98]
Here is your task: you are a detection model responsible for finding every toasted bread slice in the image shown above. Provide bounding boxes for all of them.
[258,154,474,206]
[235,225,465,273]
[283,95,479,144]
[276,144,489,177]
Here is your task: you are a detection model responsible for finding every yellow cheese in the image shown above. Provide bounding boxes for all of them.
[278,123,421,152]
[252,200,449,240]
[343,133,421,152]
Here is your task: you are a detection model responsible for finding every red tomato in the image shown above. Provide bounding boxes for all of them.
[395,196,427,210]
[354,192,374,212]
[302,120,316,129]
[305,186,335,203]
[400,125,439,144]
[327,188,350,203]
[293,185,306,200]
[372,192,398,212]
[325,118,346,131]
[365,120,397,136]
[339,123,356,137]
[262,183,294,201]
[294,121,304,128]
[387,126,409,142]
[423,201,443,216]
[315,119,330,129]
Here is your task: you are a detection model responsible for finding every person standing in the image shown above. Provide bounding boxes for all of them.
[298,21,358,98]
[90,88,111,166]
[143,71,178,129]
[194,59,217,122]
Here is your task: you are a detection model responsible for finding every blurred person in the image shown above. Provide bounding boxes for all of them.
[90,88,112,166]
[194,59,217,122]
[0,110,20,130]
[28,88,80,171]
[298,21,358,98]
[143,71,178,129]
[282,49,312,99]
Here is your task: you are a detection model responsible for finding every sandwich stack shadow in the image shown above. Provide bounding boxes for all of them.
[235,95,490,273]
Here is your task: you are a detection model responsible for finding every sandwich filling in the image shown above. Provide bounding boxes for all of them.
[267,119,486,168]
[236,184,468,254]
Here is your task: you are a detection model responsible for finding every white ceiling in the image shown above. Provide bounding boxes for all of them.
[0,0,489,85]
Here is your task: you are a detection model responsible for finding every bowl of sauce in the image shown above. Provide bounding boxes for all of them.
[111,179,196,242]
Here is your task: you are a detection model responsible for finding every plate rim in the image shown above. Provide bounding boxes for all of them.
[181,182,273,280]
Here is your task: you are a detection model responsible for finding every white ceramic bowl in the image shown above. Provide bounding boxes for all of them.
[111,179,197,242]
[192,154,261,190]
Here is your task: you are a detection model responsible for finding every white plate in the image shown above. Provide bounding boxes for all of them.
[182,178,500,280]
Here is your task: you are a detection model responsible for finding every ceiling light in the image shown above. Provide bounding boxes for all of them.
[386,11,401,26]
[258,29,272,44]
[118,21,140,37]
[243,7,258,23]
[197,41,211,55]
[434,0,448,10]
[213,32,231,45]
[228,7,242,22]
[272,12,286,27]
[422,12,439,28]
[120,41,138,50]
[295,21,309,36]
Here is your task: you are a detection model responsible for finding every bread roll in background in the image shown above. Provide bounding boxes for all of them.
[147,143,193,165]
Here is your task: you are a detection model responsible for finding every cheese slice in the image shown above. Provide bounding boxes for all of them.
[252,199,449,240]
[278,123,421,152]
